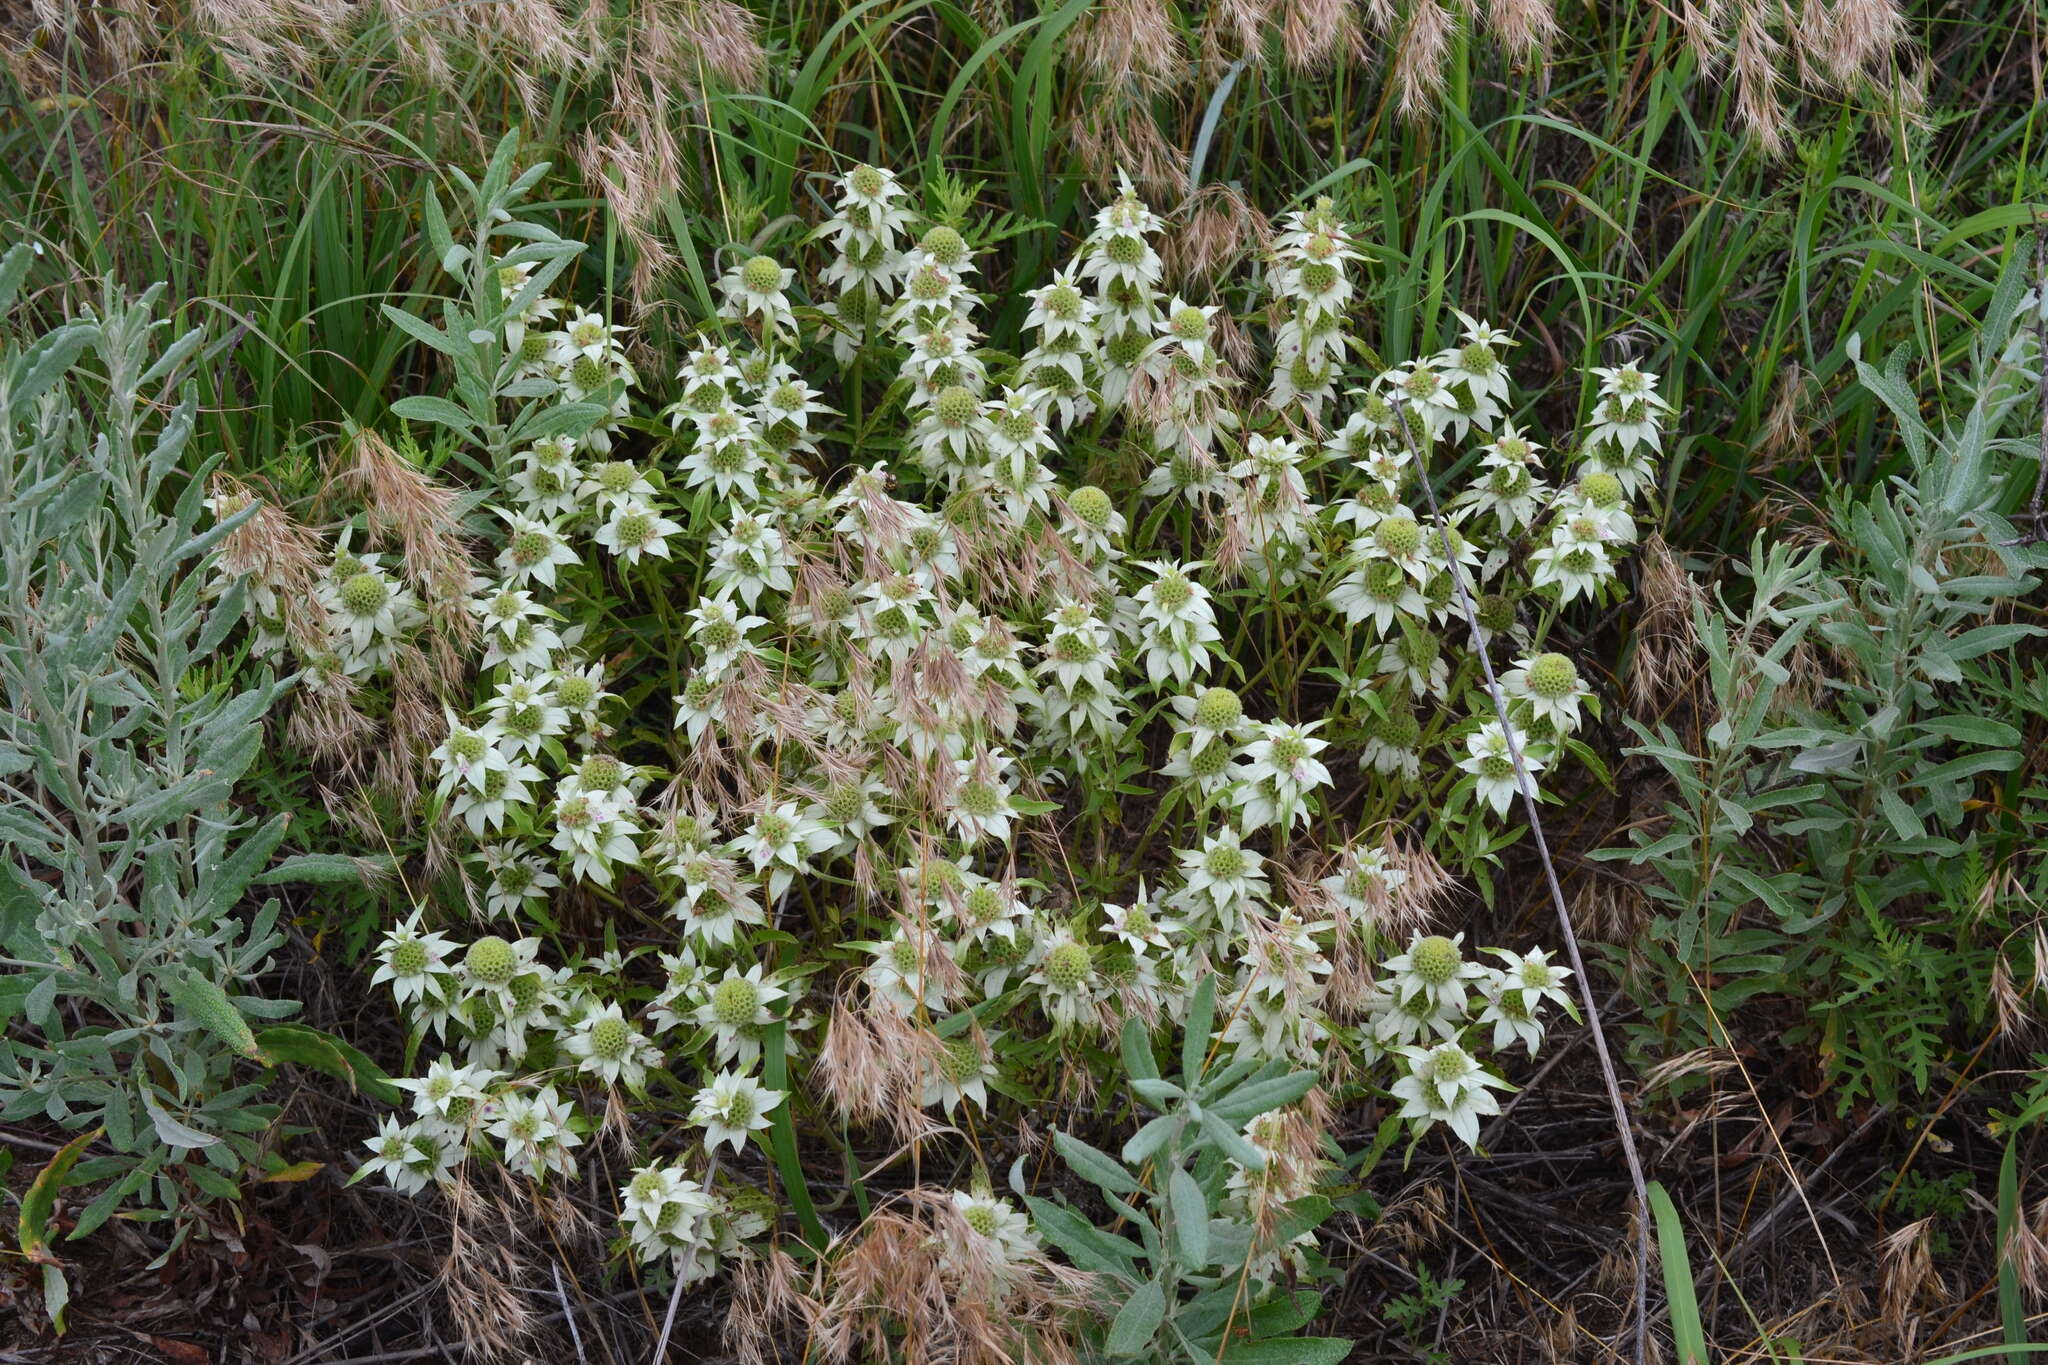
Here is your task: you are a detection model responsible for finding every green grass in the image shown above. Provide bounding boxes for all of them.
[3,0,2039,554]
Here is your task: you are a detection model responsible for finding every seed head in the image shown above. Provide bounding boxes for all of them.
[557,674,596,710]
[1526,652,1578,699]
[740,254,784,294]
[1204,844,1246,879]
[1044,940,1093,990]
[934,385,979,427]
[466,936,516,986]
[578,754,623,791]
[508,973,543,1011]
[1577,471,1624,508]
[589,1015,630,1059]
[920,225,968,267]
[339,571,387,616]
[1376,515,1422,557]
[1194,685,1242,730]
[1170,304,1209,342]
[712,977,761,1027]
[1069,485,1114,527]
[1412,935,1461,984]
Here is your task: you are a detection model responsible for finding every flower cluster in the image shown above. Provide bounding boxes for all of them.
[1378,933,1578,1144]
[204,163,1671,1300]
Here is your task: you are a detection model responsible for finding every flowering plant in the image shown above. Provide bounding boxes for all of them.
[209,136,1670,1349]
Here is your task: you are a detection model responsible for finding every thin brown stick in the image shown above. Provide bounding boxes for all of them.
[1393,392,1653,1365]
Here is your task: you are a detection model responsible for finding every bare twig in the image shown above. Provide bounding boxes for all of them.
[555,1261,589,1365]
[1393,394,1653,1365]
[648,1151,720,1363]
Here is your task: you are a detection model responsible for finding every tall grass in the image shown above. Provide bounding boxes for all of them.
[3,0,2039,551]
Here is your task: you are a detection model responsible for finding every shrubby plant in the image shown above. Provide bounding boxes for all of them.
[1606,257,2048,1109]
[0,246,388,1323]
[205,136,1675,1350]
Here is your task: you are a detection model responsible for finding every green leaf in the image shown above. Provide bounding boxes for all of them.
[1169,1167,1209,1267]
[169,971,261,1059]
[1123,1113,1183,1166]
[379,304,463,358]
[1648,1181,1708,1365]
[1216,1337,1353,1364]
[69,1164,153,1242]
[18,1127,98,1264]
[1199,1110,1265,1170]
[763,1022,827,1255]
[255,853,391,887]
[1132,1077,1186,1108]
[390,394,480,435]
[1105,1279,1165,1356]
[1920,714,2021,748]
[1877,788,1925,841]
[140,1086,220,1151]
[518,401,609,441]
[1209,1070,1317,1125]
[253,1025,402,1104]
[1025,1196,1142,1278]
[1054,1131,1142,1195]
[1120,1017,1160,1082]
[1183,977,1216,1081]
[2002,1135,2030,1364]
[40,1264,70,1334]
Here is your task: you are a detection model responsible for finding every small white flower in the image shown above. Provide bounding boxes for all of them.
[735,800,835,900]
[1501,652,1590,735]
[359,1115,452,1195]
[693,962,787,1071]
[1391,1041,1509,1147]
[950,1189,1038,1265]
[494,508,581,587]
[920,1031,998,1116]
[1457,719,1545,816]
[564,1000,659,1090]
[489,1084,583,1180]
[1176,828,1269,931]
[689,1070,785,1153]
[1382,931,1489,1019]
[372,909,457,1007]
[594,497,681,565]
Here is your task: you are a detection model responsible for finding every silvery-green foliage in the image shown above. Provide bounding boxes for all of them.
[1607,252,2047,1109]
[384,131,610,467]
[0,247,345,1240]
[1029,978,1361,1364]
